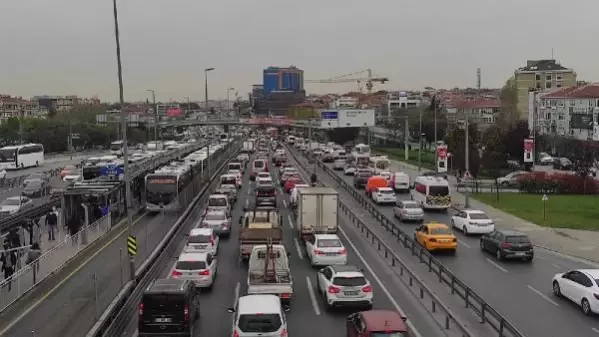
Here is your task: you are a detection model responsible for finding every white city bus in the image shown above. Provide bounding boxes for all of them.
[0,144,45,170]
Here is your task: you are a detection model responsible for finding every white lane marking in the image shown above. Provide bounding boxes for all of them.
[232,282,240,325]
[527,285,560,307]
[305,276,321,316]
[592,327,599,334]
[338,227,423,337]
[293,238,304,260]
[283,200,287,208]
[278,187,283,194]
[552,263,561,269]
[287,215,294,228]
[457,239,471,248]
[245,199,249,207]
[247,188,250,195]
[485,258,508,273]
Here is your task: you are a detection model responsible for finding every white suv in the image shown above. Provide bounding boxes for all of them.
[316,265,373,311]
[228,294,290,337]
[372,187,396,205]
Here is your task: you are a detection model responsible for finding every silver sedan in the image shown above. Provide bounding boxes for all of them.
[393,200,424,223]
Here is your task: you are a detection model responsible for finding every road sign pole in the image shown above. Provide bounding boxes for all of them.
[127,235,137,285]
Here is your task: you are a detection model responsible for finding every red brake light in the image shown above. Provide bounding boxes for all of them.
[502,242,511,249]
[199,269,210,276]
[362,285,372,292]
[452,238,457,242]
[338,248,347,255]
[172,270,182,277]
[314,249,325,255]
[280,293,291,299]
[232,330,240,337]
[184,304,189,321]
[328,285,341,294]
[210,237,215,245]
[138,303,144,316]
[281,328,288,337]
[256,192,259,196]
[429,238,437,242]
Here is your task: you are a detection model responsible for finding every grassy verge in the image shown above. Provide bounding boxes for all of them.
[471,193,599,230]
[373,147,436,171]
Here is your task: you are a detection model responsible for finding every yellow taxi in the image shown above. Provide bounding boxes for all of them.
[413,222,457,254]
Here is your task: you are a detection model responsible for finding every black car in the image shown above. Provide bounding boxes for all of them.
[255,184,277,207]
[353,171,372,189]
[480,229,534,262]
[22,180,49,198]
[138,279,200,337]
[553,157,572,171]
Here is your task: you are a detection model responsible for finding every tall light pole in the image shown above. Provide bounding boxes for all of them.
[464,118,470,208]
[417,108,423,172]
[184,97,191,114]
[146,89,157,141]
[226,87,235,118]
[112,0,134,282]
[204,68,214,112]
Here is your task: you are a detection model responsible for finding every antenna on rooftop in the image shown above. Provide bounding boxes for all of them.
[551,48,554,60]
[476,68,481,90]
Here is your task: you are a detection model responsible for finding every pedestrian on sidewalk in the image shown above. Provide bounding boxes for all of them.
[45,210,58,241]
[29,219,42,247]
[68,218,80,245]
[26,242,42,276]
[1,243,17,291]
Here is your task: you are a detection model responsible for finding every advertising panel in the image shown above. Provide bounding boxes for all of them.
[337,109,375,127]
[523,138,534,163]
[436,145,448,173]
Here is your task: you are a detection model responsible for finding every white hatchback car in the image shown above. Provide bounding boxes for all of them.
[451,210,494,235]
[316,265,373,310]
[228,295,290,337]
[185,228,219,255]
[372,187,396,205]
[306,234,347,266]
[171,252,217,289]
[344,165,357,175]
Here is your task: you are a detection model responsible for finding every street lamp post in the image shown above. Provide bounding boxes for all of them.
[226,88,235,119]
[185,97,191,114]
[146,89,157,141]
[204,68,215,111]
[112,0,135,282]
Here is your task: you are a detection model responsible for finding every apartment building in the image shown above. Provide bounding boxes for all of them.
[386,91,422,114]
[446,98,501,131]
[529,84,599,141]
[514,59,577,120]
[333,96,359,109]
[0,95,47,123]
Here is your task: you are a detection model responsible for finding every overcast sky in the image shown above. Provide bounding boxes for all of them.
[1,0,597,102]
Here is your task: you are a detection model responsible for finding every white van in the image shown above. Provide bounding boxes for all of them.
[411,176,451,210]
[390,172,410,193]
[227,295,290,337]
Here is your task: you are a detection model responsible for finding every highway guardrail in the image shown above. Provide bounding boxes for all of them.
[290,146,525,337]
[86,140,242,337]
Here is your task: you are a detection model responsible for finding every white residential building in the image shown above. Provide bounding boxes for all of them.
[387,91,422,113]
[333,97,358,109]
[529,84,599,141]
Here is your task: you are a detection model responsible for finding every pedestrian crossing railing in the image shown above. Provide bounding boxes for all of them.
[0,213,112,313]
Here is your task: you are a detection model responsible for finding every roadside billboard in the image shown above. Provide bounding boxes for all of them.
[337,109,375,127]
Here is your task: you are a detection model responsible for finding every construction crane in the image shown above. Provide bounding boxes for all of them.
[305,69,389,93]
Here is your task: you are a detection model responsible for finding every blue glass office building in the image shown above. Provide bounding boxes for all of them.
[263,66,304,94]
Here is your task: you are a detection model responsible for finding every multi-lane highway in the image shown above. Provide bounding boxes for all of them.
[0,154,229,337]
[110,151,479,337]
[301,148,599,337]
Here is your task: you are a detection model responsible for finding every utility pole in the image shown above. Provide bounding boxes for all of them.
[204,68,214,112]
[112,0,134,283]
[19,109,24,145]
[147,89,157,142]
[68,119,73,160]
[417,108,423,172]
[308,119,316,173]
[403,117,409,161]
[464,118,470,208]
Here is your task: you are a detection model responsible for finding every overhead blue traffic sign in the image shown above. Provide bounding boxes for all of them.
[320,111,338,120]
[100,164,124,177]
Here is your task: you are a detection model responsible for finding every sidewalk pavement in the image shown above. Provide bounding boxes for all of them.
[0,215,111,312]
[386,157,599,263]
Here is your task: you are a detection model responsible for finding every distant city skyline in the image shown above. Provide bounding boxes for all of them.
[2,0,598,101]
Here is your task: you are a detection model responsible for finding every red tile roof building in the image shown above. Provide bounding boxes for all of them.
[0,95,47,123]
[445,96,501,131]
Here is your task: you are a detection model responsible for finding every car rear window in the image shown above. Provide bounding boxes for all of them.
[237,313,282,333]
[175,260,207,270]
[505,235,530,244]
[253,160,265,168]
[402,202,419,209]
[205,213,226,221]
[469,213,489,220]
[189,234,211,243]
[332,276,367,287]
[317,239,342,248]
[229,163,241,170]
[142,293,185,314]
[379,189,394,194]
[257,186,275,196]
[208,197,227,207]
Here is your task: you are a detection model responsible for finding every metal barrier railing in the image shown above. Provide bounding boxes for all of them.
[0,214,112,312]
[287,146,526,337]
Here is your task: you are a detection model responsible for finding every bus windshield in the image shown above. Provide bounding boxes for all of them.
[146,176,178,205]
[0,149,16,162]
[110,142,123,151]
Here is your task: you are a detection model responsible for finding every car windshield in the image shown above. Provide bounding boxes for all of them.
[237,313,282,333]
[403,202,419,209]
[317,239,343,248]
[379,190,394,194]
[205,213,226,221]
[175,260,207,270]
[1,198,22,206]
[208,197,227,207]
[253,161,264,168]
[189,234,211,244]
[229,163,241,170]
[429,227,452,235]
[505,236,530,244]
[332,276,367,287]
[469,213,489,220]
[257,186,275,196]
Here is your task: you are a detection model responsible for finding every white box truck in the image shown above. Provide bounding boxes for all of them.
[296,187,339,242]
